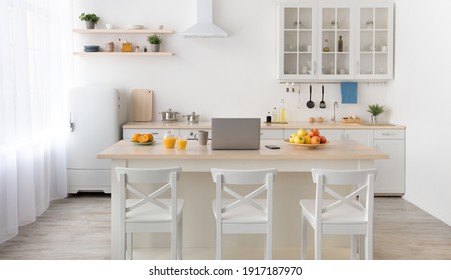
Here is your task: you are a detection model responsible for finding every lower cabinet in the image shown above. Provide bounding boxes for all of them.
[373,130,405,196]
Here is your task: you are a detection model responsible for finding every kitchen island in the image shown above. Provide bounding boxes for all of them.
[98,139,388,260]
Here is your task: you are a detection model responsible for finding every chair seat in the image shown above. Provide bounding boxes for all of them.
[212,199,267,224]
[126,198,184,223]
[300,199,367,224]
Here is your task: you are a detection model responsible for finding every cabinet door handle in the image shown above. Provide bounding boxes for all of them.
[382,133,393,136]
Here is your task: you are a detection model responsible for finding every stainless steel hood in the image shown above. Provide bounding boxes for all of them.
[182,0,227,38]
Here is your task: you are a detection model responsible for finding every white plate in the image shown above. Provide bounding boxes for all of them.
[131,140,155,145]
[127,25,144,30]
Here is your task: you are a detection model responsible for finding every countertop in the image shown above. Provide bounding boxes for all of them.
[98,139,389,160]
[123,121,405,130]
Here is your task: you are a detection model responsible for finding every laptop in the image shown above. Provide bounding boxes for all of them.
[211,118,261,150]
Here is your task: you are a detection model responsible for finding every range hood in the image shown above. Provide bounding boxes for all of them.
[182,0,227,38]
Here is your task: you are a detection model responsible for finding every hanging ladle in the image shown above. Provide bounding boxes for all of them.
[320,85,326,109]
[306,85,315,108]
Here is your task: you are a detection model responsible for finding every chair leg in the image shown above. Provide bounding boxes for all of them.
[215,224,221,260]
[366,233,373,260]
[301,215,307,260]
[314,227,321,260]
[351,235,358,260]
[177,215,183,260]
[265,233,272,260]
[126,233,133,260]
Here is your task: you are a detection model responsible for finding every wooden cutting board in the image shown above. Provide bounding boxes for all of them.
[130,89,153,121]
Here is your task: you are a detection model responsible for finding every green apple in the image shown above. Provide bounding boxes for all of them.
[304,135,311,144]
[289,133,297,143]
[294,135,305,144]
[297,129,308,137]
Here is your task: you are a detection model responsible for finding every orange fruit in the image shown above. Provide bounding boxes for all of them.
[145,133,154,142]
[138,135,150,143]
[132,133,141,142]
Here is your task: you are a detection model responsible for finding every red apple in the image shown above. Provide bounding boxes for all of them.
[309,128,320,137]
[320,135,327,144]
[311,136,321,144]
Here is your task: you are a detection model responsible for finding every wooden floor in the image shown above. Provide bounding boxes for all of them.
[0,194,450,260]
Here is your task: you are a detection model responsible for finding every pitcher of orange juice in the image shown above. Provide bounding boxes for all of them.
[163,130,176,149]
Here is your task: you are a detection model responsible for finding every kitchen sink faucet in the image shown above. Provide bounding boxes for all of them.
[332,101,339,123]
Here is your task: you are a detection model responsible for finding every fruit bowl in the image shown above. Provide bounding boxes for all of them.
[283,139,329,149]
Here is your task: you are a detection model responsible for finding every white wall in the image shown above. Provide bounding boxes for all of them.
[387,0,451,225]
[73,0,388,123]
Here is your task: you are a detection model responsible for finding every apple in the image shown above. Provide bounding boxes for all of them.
[311,136,321,144]
[319,135,327,144]
[289,133,296,143]
[304,135,311,144]
[297,129,308,137]
[309,128,320,137]
[294,135,305,144]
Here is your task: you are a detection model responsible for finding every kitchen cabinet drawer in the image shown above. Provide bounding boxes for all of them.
[123,128,172,139]
[261,129,284,140]
[374,129,405,140]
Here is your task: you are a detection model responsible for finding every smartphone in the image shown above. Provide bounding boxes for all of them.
[265,145,280,149]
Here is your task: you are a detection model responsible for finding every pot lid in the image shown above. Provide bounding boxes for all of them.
[160,108,179,114]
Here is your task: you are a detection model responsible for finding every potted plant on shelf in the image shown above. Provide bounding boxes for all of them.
[147,34,162,52]
[367,104,384,124]
[79,13,100,29]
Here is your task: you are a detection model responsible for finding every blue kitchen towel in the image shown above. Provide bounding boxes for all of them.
[340,82,358,104]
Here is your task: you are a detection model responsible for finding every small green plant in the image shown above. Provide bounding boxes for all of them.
[367,104,385,116]
[147,34,162,44]
[79,13,100,24]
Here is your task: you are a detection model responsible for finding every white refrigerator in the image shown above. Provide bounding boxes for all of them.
[66,86,127,193]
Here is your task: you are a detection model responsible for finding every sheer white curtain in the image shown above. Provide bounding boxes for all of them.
[0,0,73,244]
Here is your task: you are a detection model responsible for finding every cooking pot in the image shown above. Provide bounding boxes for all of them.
[159,109,179,122]
[183,112,200,123]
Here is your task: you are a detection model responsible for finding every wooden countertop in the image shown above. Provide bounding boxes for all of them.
[123,121,405,130]
[98,139,389,160]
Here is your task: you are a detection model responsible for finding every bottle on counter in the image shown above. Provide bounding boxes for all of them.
[338,36,343,52]
[272,107,279,123]
[279,99,286,123]
[266,112,272,123]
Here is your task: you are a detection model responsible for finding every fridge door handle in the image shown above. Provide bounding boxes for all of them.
[70,113,75,132]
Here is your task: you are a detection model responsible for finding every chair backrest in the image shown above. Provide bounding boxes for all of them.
[115,167,182,222]
[211,168,277,221]
[311,168,377,223]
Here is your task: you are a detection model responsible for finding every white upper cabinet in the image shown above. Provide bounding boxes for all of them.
[355,4,394,79]
[277,1,393,81]
[278,3,318,80]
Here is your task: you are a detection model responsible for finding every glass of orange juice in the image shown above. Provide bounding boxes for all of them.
[163,137,177,149]
[177,137,188,150]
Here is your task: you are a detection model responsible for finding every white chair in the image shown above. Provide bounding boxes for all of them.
[300,168,377,260]
[211,168,277,260]
[115,167,184,260]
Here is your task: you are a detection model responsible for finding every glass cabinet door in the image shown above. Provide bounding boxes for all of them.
[318,5,353,80]
[278,4,316,80]
[356,4,393,79]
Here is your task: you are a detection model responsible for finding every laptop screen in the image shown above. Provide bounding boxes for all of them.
[211,118,261,150]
